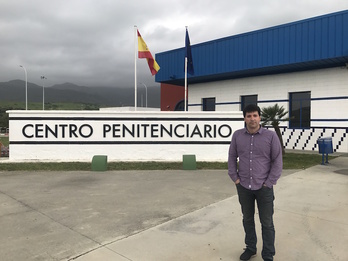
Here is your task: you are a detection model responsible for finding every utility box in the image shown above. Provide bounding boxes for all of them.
[183,155,197,170]
[317,137,333,154]
[91,155,108,171]
[317,137,333,164]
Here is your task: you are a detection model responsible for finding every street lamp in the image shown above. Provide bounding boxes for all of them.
[19,65,27,110]
[140,82,147,108]
[40,76,47,110]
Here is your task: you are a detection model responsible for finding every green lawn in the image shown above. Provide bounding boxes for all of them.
[0,136,9,147]
[0,152,335,171]
[282,152,332,169]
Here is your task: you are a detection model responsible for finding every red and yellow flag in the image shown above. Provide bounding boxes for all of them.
[137,30,160,75]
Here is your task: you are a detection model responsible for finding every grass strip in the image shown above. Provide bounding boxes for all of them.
[0,153,336,171]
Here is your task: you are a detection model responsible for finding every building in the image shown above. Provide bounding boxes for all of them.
[155,10,348,153]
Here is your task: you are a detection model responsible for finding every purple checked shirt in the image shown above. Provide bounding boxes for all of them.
[228,127,283,190]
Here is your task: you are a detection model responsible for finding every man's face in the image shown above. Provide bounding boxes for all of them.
[244,111,261,130]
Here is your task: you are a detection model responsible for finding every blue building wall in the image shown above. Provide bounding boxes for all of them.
[155,10,348,85]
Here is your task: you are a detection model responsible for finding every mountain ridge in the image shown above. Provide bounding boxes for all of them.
[0,80,160,107]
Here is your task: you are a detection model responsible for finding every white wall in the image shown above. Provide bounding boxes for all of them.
[8,110,243,162]
[188,67,348,153]
[189,67,348,115]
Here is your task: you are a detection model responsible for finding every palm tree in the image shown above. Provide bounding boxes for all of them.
[261,104,289,155]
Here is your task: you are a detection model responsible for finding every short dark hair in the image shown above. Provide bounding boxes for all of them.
[243,104,261,117]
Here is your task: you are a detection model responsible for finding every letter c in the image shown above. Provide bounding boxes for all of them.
[22,124,34,138]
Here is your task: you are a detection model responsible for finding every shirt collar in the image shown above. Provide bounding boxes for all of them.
[244,125,263,135]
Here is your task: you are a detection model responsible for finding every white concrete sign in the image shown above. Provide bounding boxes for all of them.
[8,110,244,162]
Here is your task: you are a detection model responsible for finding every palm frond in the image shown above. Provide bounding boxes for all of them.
[261,104,289,127]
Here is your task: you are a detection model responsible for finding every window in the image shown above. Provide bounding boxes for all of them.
[289,91,311,128]
[241,95,258,111]
[202,97,216,111]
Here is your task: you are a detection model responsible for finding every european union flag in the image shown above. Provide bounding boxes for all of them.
[185,28,194,75]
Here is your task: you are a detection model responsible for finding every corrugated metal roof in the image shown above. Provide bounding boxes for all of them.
[155,10,348,85]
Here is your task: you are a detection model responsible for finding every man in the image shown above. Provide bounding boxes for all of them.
[228,104,282,261]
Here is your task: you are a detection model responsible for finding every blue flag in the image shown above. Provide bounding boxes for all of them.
[185,28,194,75]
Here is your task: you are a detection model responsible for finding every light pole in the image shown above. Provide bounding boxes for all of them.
[40,76,47,110]
[140,82,147,108]
[19,65,27,110]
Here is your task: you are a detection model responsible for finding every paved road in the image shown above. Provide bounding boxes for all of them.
[0,159,347,261]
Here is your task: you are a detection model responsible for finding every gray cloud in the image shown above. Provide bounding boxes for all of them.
[0,0,347,88]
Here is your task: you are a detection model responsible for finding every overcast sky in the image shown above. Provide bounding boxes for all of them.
[0,0,347,88]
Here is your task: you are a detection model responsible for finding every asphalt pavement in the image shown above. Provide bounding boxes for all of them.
[0,157,347,261]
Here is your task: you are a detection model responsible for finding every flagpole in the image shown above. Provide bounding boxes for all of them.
[184,26,188,112]
[134,25,137,111]
[184,57,188,112]
[184,26,194,112]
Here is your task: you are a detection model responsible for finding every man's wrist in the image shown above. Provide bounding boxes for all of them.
[263,181,273,188]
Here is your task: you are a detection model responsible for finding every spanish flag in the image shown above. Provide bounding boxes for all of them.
[137,30,160,75]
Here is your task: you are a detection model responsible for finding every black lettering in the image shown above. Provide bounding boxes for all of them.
[218,124,232,138]
[112,124,121,138]
[59,124,68,138]
[204,125,213,138]
[141,124,150,137]
[160,124,172,137]
[190,124,203,138]
[79,124,93,138]
[150,124,158,138]
[123,124,135,137]
[35,124,44,138]
[103,124,111,138]
[46,125,58,138]
[22,124,34,138]
[174,124,185,138]
[70,124,78,138]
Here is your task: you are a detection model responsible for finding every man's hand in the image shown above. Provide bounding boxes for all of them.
[235,179,240,184]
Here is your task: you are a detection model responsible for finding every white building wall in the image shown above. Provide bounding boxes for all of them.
[188,67,348,153]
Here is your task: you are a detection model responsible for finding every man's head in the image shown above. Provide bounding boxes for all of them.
[243,104,261,118]
[243,104,261,133]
